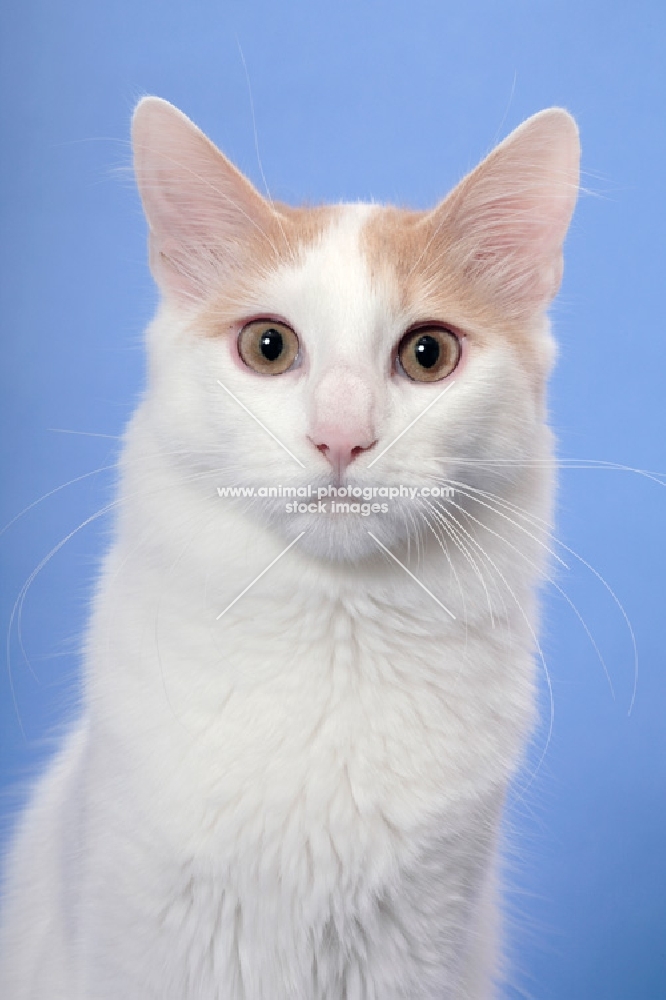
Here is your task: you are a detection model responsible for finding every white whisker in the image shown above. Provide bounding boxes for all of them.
[450,485,616,701]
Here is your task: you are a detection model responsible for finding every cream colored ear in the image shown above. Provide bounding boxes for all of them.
[434,108,580,317]
[132,97,273,306]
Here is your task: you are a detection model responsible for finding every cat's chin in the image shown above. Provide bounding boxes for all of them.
[269,509,411,564]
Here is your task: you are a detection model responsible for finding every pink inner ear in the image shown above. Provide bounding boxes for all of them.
[436,109,580,316]
[132,97,275,307]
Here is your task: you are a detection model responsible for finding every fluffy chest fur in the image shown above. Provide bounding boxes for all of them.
[67,490,535,998]
[77,594,517,998]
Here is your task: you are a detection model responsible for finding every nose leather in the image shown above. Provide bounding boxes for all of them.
[311,435,376,477]
[309,368,376,477]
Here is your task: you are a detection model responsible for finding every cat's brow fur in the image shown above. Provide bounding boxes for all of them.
[360,206,553,387]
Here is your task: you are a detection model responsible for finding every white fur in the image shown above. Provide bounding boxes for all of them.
[0,101,579,999]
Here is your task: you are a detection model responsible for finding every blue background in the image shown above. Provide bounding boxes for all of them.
[1,2,664,996]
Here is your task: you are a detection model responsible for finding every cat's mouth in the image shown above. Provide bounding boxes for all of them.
[235,474,424,562]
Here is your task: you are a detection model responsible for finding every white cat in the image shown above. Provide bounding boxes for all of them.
[0,98,579,998]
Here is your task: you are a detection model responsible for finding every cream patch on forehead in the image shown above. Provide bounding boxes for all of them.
[199,203,344,331]
[359,203,479,327]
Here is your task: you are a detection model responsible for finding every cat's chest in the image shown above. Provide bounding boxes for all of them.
[90,577,532,871]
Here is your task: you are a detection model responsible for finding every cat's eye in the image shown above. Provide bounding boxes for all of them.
[396,325,461,383]
[237,319,300,375]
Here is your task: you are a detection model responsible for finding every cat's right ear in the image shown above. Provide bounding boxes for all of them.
[132,97,274,307]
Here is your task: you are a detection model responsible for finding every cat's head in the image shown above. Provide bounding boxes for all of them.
[132,98,579,562]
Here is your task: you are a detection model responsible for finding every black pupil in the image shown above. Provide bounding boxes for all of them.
[414,335,440,369]
[260,329,284,362]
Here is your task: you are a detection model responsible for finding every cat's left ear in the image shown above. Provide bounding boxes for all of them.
[132,97,276,308]
[432,108,580,318]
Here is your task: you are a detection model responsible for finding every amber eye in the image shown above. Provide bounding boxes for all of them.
[397,326,461,382]
[237,319,300,375]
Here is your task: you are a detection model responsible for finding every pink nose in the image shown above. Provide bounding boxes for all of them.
[310,432,377,477]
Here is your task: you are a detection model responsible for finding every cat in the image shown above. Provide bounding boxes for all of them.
[0,97,579,999]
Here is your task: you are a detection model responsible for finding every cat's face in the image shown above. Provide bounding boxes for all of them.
[132,99,579,561]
